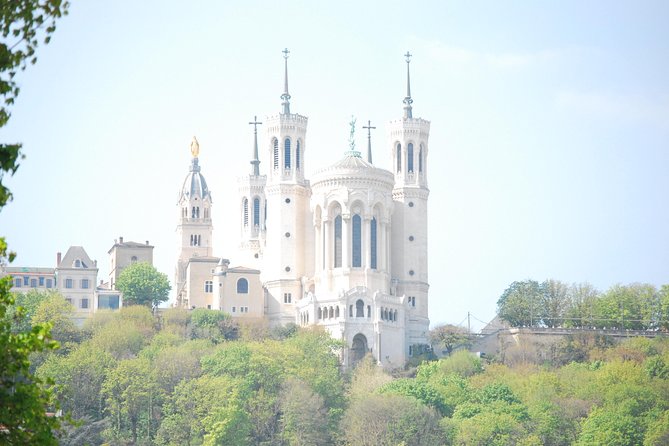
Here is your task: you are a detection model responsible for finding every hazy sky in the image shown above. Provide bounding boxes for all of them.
[2,1,668,330]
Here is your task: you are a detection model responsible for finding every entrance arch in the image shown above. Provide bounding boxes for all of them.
[351,333,368,365]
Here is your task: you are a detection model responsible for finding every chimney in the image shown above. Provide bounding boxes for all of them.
[145,240,149,245]
[100,279,104,285]
[56,252,61,266]
[119,236,124,244]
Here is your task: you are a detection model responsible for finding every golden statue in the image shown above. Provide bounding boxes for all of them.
[190,136,200,158]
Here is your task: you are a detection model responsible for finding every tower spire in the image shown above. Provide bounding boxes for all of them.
[403,51,413,119]
[281,48,291,114]
[362,120,376,164]
[249,116,262,175]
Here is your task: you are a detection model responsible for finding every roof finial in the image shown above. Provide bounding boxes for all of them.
[281,48,291,114]
[403,51,413,119]
[249,116,262,176]
[190,136,200,158]
[362,120,376,164]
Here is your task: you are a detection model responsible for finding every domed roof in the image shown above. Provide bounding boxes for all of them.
[311,150,394,190]
[179,157,211,202]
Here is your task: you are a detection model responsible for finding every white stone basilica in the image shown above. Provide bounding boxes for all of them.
[174,51,431,368]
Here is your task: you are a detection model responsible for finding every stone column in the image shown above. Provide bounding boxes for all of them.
[323,219,331,271]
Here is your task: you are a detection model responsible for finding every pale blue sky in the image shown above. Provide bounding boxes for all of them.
[2,1,668,330]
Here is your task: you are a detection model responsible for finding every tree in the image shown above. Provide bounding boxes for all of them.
[1,0,69,205]
[540,279,570,327]
[429,323,471,356]
[116,262,170,308]
[497,280,543,327]
[31,291,79,345]
[279,377,331,446]
[0,241,61,444]
[0,3,69,442]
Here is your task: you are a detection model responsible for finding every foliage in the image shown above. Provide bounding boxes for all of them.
[0,239,63,444]
[190,307,238,342]
[31,291,79,345]
[497,280,543,327]
[429,323,471,356]
[115,262,170,308]
[1,0,69,206]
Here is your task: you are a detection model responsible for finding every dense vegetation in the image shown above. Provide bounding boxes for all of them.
[497,280,669,330]
[5,289,669,445]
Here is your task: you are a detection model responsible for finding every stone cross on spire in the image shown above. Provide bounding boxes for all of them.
[362,120,376,164]
[403,51,413,119]
[281,48,291,114]
[249,116,262,176]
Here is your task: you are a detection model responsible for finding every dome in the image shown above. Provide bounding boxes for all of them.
[311,151,394,190]
[179,158,211,202]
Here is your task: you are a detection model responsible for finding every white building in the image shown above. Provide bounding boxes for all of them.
[175,51,431,368]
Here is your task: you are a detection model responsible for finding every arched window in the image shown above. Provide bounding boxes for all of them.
[367,305,371,318]
[396,143,402,172]
[243,198,249,227]
[419,144,423,173]
[370,217,377,269]
[318,307,322,319]
[192,206,196,218]
[356,299,364,317]
[284,138,291,169]
[334,215,342,268]
[253,198,260,226]
[394,309,398,321]
[329,306,334,318]
[273,138,279,169]
[335,306,340,318]
[407,143,414,173]
[349,304,353,317]
[352,214,362,267]
[236,278,249,294]
[296,140,301,170]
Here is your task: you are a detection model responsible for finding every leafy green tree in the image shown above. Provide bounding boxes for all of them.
[1,0,69,205]
[279,377,331,446]
[429,323,471,356]
[564,282,599,328]
[341,393,445,446]
[540,279,570,327]
[595,283,658,330]
[659,284,669,331]
[37,342,116,420]
[3,288,50,332]
[576,405,645,446]
[0,4,68,441]
[102,357,161,444]
[31,291,79,345]
[497,280,543,327]
[116,262,170,308]
[190,308,238,342]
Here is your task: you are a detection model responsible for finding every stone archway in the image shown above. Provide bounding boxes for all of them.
[351,333,368,365]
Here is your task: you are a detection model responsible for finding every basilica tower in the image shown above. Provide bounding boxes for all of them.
[262,49,313,325]
[238,116,267,267]
[175,137,213,307]
[389,53,431,349]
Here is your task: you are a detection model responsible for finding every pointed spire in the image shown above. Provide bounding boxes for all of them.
[403,51,413,119]
[249,116,262,176]
[281,48,291,114]
[362,120,376,164]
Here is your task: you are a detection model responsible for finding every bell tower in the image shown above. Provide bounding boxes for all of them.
[262,48,312,325]
[389,52,431,350]
[175,137,213,307]
[238,116,267,267]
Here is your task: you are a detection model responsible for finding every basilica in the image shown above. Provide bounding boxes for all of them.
[174,51,431,368]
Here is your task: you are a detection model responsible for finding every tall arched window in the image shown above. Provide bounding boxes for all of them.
[335,306,340,318]
[334,215,342,268]
[284,138,291,169]
[253,198,260,226]
[243,198,249,227]
[236,278,249,294]
[370,217,377,269]
[419,144,423,173]
[352,214,362,267]
[407,143,414,173]
[296,140,301,170]
[396,143,402,172]
[273,138,279,169]
[355,299,364,317]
